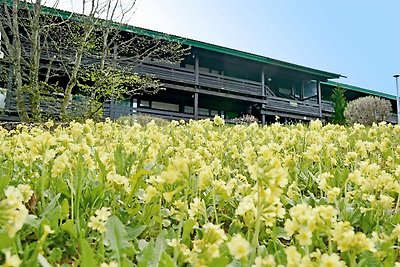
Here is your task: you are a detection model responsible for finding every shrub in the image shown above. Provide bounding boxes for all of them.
[232,114,258,124]
[344,96,392,125]
[116,114,170,126]
[330,86,347,125]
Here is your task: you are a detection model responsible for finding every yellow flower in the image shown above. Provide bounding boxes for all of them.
[88,207,111,233]
[100,261,118,267]
[88,216,106,233]
[17,185,33,203]
[213,115,225,126]
[2,250,21,267]
[227,234,251,260]
[95,207,112,221]
[327,187,341,203]
[296,228,313,246]
[285,246,301,267]
[319,253,346,267]
[203,223,227,245]
[4,187,24,206]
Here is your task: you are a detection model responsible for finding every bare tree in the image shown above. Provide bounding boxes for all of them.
[0,0,63,121]
[0,0,188,121]
[48,0,189,119]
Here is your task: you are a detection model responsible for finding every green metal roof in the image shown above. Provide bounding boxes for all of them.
[35,4,342,80]
[322,81,396,100]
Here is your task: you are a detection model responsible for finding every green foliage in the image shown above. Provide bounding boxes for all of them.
[105,215,131,263]
[116,114,170,127]
[344,96,392,125]
[3,119,400,266]
[76,66,163,120]
[330,86,347,125]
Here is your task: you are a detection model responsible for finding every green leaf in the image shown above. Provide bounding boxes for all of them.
[148,230,167,267]
[0,231,13,250]
[0,162,11,194]
[79,238,98,267]
[349,208,362,225]
[209,256,230,267]
[61,219,77,239]
[357,251,378,267]
[159,252,175,267]
[41,193,60,217]
[126,224,146,240]
[137,240,154,267]
[182,219,195,245]
[25,214,41,229]
[276,226,290,240]
[105,215,131,261]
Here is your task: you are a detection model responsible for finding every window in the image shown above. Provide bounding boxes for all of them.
[139,100,150,107]
[304,80,317,99]
[152,101,179,112]
[184,106,194,114]
[198,108,209,116]
[210,110,219,116]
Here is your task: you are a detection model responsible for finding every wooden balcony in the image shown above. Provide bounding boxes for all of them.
[135,61,272,97]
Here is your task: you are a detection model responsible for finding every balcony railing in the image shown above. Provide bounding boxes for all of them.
[135,62,275,97]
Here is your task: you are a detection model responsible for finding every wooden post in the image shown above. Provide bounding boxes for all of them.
[261,69,266,124]
[194,55,199,119]
[5,63,13,110]
[317,80,322,118]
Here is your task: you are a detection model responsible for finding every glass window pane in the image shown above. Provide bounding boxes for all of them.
[152,101,179,112]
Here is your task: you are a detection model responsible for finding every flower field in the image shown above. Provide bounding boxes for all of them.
[0,117,399,266]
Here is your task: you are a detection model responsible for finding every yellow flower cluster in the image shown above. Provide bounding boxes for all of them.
[0,118,399,265]
[87,207,111,233]
[0,186,30,237]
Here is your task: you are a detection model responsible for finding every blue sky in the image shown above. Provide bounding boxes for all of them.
[130,0,400,96]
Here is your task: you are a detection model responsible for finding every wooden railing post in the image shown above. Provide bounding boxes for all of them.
[110,97,115,119]
[261,69,266,124]
[194,55,199,120]
[317,81,322,118]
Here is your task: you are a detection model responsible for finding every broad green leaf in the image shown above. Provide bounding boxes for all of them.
[148,230,167,267]
[79,238,98,267]
[159,252,175,267]
[41,193,60,217]
[0,231,13,250]
[0,162,11,194]
[357,251,378,267]
[105,215,131,261]
[209,256,230,267]
[349,208,362,225]
[137,240,154,267]
[25,214,41,229]
[182,219,195,245]
[126,224,146,240]
[276,226,290,240]
[61,219,77,239]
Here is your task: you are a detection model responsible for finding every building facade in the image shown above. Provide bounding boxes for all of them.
[0,6,397,123]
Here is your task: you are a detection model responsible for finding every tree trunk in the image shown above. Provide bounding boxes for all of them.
[12,0,29,121]
[28,0,42,121]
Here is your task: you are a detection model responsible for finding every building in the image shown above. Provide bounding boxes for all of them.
[103,26,397,123]
[0,5,397,123]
